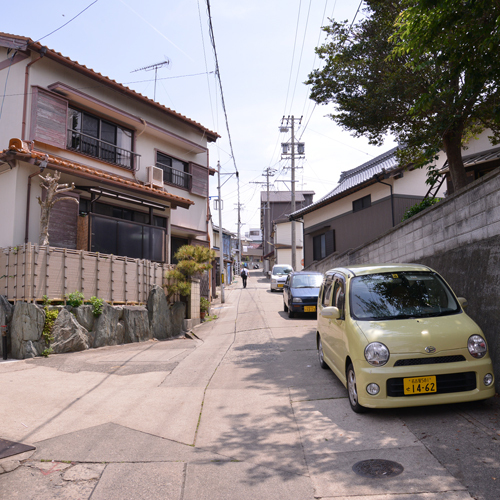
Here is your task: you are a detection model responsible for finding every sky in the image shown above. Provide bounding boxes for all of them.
[2,0,395,237]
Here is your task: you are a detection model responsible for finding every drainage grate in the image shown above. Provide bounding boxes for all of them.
[0,438,36,460]
[352,459,404,478]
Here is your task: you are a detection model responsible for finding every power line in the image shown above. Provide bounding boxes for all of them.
[36,0,99,43]
[289,0,313,115]
[205,0,238,176]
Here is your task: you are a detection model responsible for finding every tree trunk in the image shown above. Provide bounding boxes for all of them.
[442,129,468,192]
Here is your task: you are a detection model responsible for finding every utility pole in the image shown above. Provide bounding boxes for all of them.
[237,172,241,274]
[234,198,243,272]
[280,116,304,270]
[251,167,275,273]
[217,161,225,304]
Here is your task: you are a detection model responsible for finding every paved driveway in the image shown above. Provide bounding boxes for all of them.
[0,270,498,499]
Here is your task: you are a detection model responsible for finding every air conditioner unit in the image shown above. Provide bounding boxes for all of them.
[147,165,164,188]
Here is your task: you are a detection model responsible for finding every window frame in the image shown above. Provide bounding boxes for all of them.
[353,194,371,213]
[156,151,192,191]
[67,106,136,169]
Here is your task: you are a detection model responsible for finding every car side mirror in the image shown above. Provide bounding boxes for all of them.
[320,306,341,319]
[457,297,468,309]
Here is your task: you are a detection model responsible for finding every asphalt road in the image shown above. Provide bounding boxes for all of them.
[0,269,499,500]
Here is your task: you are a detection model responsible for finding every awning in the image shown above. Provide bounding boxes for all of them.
[441,146,500,172]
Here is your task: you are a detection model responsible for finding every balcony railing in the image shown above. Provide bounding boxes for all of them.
[156,162,192,190]
[67,130,140,170]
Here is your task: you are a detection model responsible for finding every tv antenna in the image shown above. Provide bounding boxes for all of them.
[131,59,170,101]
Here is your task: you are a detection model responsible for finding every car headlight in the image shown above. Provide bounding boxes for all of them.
[293,297,302,303]
[364,342,390,366]
[468,334,487,358]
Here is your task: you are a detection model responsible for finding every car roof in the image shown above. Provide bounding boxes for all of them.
[325,263,433,277]
[273,264,293,268]
[291,271,322,275]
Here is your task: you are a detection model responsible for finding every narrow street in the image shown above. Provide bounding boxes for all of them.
[1,269,499,500]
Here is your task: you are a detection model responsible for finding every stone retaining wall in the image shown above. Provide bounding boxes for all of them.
[0,285,186,360]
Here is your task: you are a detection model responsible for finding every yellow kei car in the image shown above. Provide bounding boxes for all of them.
[317,264,495,413]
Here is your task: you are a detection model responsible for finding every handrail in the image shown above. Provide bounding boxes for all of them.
[67,129,140,171]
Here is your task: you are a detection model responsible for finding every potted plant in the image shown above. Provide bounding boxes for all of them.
[200,297,210,320]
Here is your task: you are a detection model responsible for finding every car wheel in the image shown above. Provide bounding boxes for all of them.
[288,308,294,318]
[346,363,367,413]
[284,301,288,312]
[318,336,328,369]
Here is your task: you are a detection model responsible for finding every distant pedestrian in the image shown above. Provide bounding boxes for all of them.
[241,265,249,288]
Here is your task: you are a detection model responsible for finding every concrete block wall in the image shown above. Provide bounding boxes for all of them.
[307,167,500,392]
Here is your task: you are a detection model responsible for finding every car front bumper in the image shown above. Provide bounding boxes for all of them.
[354,355,495,409]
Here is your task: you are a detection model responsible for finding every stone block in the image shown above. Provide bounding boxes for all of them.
[487,220,500,239]
[486,205,500,225]
[471,226,488,243]
[469,196,486,218]
[73,305,96,332]
[147,285,173,340]
[93,304,123,348]
[123,307,151,343]
[51,308,90,354]
[0,296,13,358]
[171,301,186,334]
[10,302,45,359]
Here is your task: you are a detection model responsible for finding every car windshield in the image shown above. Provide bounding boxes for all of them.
[273,266,292,275]
[350,272,461,320]
[291,274,323,288]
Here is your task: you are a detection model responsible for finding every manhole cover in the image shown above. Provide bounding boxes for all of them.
[0,438,36,459]
[352,459,404,478]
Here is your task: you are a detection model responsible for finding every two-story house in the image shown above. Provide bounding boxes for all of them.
[289,147,446,268]
[0,33,218,264]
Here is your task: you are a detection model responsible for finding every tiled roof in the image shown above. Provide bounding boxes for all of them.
[0,32,219,142]
[1,139,194,209]
[290,147,401,219]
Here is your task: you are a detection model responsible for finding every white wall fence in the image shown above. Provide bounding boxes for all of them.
[0,245,174,304]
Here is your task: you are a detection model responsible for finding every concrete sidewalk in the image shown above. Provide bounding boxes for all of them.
[1,270,498,500]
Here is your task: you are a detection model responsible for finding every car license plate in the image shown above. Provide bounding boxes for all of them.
[277,284,284,288]
[304,306,316,312]
[403,375,437,395]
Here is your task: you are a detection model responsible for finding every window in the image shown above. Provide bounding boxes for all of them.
[313,234,326,260]
[332,275,345,319]
[353,194,371,212]
[156,152,191,190]
[67,107,135,169]
[322,277,333,307]
[79,199,167,228]
[313,230,335,261]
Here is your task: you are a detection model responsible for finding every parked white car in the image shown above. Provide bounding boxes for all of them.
[270,264,293,291]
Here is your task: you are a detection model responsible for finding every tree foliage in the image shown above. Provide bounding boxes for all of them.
[164,245,216,300]
[307,0,500,190]
[401,197,440,221]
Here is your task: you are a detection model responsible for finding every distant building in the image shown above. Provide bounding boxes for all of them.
[260,190,314,271]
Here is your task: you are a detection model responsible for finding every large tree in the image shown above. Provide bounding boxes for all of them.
[307,0,500,190]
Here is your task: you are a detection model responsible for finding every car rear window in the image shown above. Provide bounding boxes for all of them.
[291,274,323,288]
[350,272,461,320]
[273,266,292,275]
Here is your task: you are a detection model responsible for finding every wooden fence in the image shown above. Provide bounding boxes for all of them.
[0,245,175,304]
